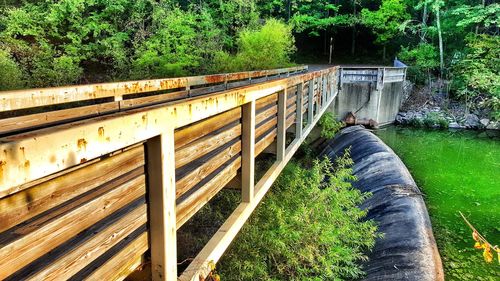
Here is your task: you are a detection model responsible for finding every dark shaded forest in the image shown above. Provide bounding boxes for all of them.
[0,0,498,116]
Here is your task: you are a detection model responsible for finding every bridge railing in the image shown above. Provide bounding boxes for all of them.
[0,65,307,136]
[0,66,338,281]
[339,66,406,90]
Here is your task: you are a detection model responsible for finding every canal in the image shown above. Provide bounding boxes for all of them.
[375,126,500,281]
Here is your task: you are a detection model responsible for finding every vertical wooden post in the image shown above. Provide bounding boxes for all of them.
[308,79,314,125]
[324,74,329,102]
[241,100,255,202]
[322,74,327,107]
[146,130,177,281]
[276,89,287,161]
[314,78,320,117]
[295,83,303,138]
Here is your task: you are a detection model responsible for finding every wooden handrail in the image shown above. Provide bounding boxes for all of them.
[0,65,307,112]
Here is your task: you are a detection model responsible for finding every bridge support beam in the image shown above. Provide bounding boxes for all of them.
[276,89,287,161]
[241,100,256,202]
[146,130,177,281]
[295,83,303,137]
[308,80,314,125]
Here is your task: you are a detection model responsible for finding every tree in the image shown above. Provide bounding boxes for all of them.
[361,0,410,60]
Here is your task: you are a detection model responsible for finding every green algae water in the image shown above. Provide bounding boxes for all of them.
[375,126,500,280]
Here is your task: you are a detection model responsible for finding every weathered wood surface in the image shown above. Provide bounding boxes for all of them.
[0,66,307,112]
[0,65,340,281]
[0,145,147,281]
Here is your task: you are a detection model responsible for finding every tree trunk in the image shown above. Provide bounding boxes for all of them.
[421,2,428,42]
[287,0,291,22]
[383,45,386,61]
[435,4,444,78]
[351,0,357,56]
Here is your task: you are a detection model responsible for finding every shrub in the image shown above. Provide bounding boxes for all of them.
[218,150,378,280]
[451,34,500,119]
[0,49,24,90]
[318,112,344,139]
[131,5,222,78]
[409,117,424,127]
[212,19,296,72]
[398,43,439,84]
[422,112,449,129]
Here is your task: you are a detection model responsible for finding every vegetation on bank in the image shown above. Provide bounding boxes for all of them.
[218,151,378,280]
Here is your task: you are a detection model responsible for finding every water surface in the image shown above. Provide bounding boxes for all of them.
[375,126,499,281]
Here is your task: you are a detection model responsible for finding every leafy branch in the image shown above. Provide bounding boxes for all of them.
[459,211,499,264]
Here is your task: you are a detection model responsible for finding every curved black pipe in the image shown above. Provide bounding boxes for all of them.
[320,126,444,281]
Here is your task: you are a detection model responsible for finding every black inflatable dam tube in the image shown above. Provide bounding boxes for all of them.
[320,126,444,281]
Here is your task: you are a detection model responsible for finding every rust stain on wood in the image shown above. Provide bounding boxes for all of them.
[98,127,105,138]
[77,138,88,151]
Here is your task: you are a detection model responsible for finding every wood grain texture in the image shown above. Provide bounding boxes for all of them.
[83,232,148,281]
[0,102,119,135]
[175,123,241,169]
[176,140,241,199]
[174,107,241,150]
[241,101,255,202]
[24,203,147,281]
[0,174,145,280]
[176,156,241,228]
[0,146,144,233]
[146,130,177,281]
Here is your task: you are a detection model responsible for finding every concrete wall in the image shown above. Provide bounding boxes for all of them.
[329,81,404,125]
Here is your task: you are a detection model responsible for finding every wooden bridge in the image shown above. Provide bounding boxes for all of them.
[0,65,404,280]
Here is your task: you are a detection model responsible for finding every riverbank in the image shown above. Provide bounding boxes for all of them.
[395,83,499,130]
[376,126,500,281]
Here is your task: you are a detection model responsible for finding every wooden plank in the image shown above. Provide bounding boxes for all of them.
[83,232,148,281]
[255,128,277,156]
[0,146,144,233]
[146,130,177,281]
[120,90,189,109]
[276,90,287,161]
[176,156,241,228]
[286,95,296,108]
[0,102,119,136]
[256,104,277,125]
[256,117,277,139]
[0,66,307,112]
[174,108,241,150]
[308,79,314,124]
[176,140,241,199]
[287,103,297,117]
[241,101,255,202]
[175,123,241,169]
[0,175,146,279]
[255,94,277,110]
[23,203,147,281]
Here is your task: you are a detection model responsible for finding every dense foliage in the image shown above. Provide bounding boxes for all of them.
[212,19,296,73]
[0,0,293,88]
[218,151,378,280]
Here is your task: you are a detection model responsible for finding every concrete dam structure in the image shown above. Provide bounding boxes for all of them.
[331,67,406,125]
